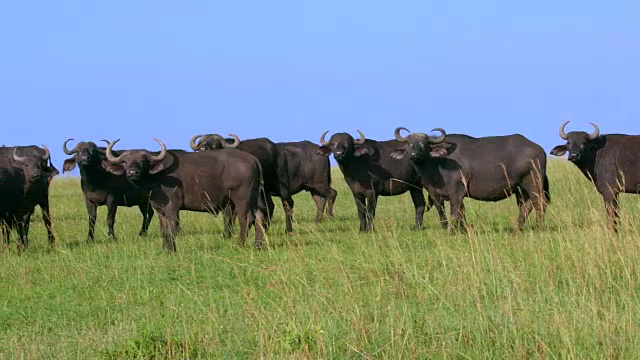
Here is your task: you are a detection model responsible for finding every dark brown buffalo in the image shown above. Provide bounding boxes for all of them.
[392,127,550,231]
[0,145,58,248]
[190,134,292,232]
[102,138,266,252]
[62,139,157,241]
[316,130,427,232]
[275,141,338,228]
[550,121,640,232]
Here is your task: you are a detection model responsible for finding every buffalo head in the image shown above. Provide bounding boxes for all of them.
[189,134,240,151]
[62,139,110,172]
[102,139,167,182]
[550,121,600,162]
[11,145,53,182]
[316,130,372,160]
[390,127,448,161]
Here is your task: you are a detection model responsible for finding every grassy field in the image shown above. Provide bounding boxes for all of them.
[2,159,640,359]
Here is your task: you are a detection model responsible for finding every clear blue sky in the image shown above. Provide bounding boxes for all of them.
[1,1,639,173]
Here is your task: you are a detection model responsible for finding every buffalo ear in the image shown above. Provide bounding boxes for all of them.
[62,158,77,173]
[429,146,449,158]
[390,149,407,160]
[550,145,567,156]
[101,160,125,175]
[353,145,374,157]
[316,146,331,157]
[149,162,165,175]
[48,165,60,178]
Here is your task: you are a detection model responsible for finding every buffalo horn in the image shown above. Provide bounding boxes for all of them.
[428,128,446,144]
[105,139,124,164]
[62,138,78,155]
[222,134,240,148]
[12,148,26,163]
[189,134,202,150]
[394,127,410,142]
[559,120,570,140]
[319,130,330,146]
[588,122,600,140]
[354,130,366,145]
[148,138,167,162]
[41,145,50,160]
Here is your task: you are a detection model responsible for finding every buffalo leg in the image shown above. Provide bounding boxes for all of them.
[39,198,55,246]
[353,194,368,232]
[23,213,33,244]
[85,199,97,241]
[282,197,295,233]
[265,194,275,229]
[223,203,235,239]
[603,193,620,233]
[256,191,270,233]
[106,196,118,240]
[138,203,154,237]
[449,195,467,232]
[409,189,426,229]
[514,191,534,231]
[311,193,327,222]
[365,195,378,232]
[235,205,250,247]
[520,175,548,230]
[1,220,8,244]
[2,216,11,245]
[431,197,448,229]
[15,217,28,249]
[326,187,337,219]
[176,212,182,234]
[534,196,548,231]
[253,208,265,249]
[158,213,178,252]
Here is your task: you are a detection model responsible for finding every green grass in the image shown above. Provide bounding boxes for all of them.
[2,159,640,359]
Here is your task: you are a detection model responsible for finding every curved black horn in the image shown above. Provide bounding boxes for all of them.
[148,138,167,162]
[319,130,330,146]
[100,139,111,146]
[105,139,124,164]
[559,121,570,140]
[394,127,410,142]
[588,122,600,140]
[63,138,79,155]
[427,128,446,144]
[354,130,366,145]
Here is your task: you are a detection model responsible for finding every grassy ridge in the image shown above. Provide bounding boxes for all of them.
[2,159,640,358]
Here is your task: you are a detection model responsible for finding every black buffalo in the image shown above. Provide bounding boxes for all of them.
[392,127,550,231]
[0,145,58,248]
[62,139,157,241]
[275,141,338,228]
[550,121,639,232]
[190,134,292,231]
[316,130,427,232]
[102,138,266,252]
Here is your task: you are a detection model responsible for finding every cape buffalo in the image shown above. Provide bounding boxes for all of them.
[550,121,640,232]
[0,145,58,248]
[102,138,266,252]
[316,130,427,232]
[62,139,156,241]
[275,141,338,228]
[392,127,550,231]
[190,134,292,232]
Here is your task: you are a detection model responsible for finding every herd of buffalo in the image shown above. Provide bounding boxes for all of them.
[1,121,638,252]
